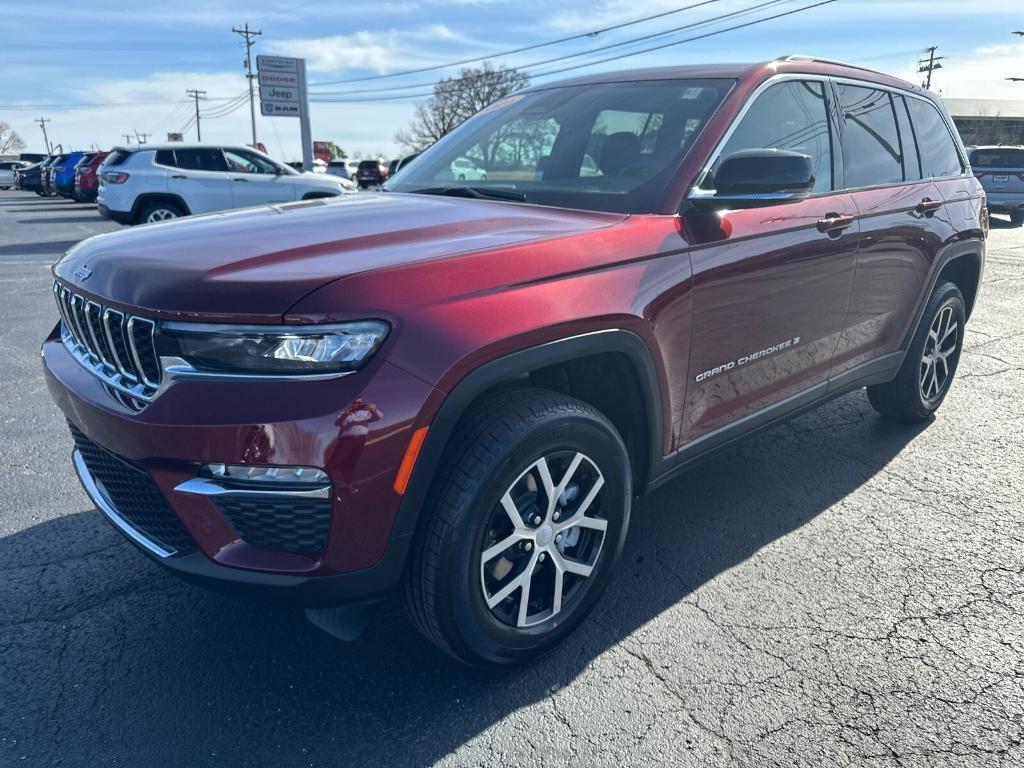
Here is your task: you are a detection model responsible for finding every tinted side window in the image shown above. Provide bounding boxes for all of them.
[174,149,229,172]
[103,150,133,167]
[905,98,962,178]
[838,85,904,188]
[714,80,833,193]
[894,96,921,181]
[155,150,176,167]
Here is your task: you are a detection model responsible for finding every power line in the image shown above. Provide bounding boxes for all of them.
[308,0,728,87]
[232,22,262,147]
[313,0,795,98]
[311,0,839,104]
[186,89,207,141]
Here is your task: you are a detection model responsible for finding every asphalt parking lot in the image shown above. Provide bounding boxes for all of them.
[1,190,1022,767]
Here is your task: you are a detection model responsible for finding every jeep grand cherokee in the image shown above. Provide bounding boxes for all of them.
[44,57,985,666]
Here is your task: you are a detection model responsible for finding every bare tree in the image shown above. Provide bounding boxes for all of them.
[395,62,529,153]
[0,122,27,155]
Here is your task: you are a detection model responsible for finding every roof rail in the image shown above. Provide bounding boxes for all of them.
[774,55,880,74]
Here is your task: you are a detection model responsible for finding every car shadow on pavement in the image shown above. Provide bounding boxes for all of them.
[0,240,79,256]
[0,390,928,766]
[16,217,102,225]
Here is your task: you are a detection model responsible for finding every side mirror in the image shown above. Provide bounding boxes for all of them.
[687,149,816,211]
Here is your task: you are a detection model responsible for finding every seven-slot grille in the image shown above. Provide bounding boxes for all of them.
[53,281,162,401]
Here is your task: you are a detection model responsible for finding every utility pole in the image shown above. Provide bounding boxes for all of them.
[232,22,262,148]
[121,133,134,144]
[35,117,51,154]
[134,130,151,145]
[918,46,945,90]
[186,88,207,141]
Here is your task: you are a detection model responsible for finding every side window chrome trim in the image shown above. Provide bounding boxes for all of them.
[831,75,969,178]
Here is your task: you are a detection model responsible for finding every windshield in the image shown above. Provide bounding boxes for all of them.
[385,78,732,214]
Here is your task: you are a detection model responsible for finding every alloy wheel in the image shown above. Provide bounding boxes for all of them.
[921,305,958,401]
[479,451,608,628]
[146,208,178,223]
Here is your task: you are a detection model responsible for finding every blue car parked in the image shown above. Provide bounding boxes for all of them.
[52,151,86,198]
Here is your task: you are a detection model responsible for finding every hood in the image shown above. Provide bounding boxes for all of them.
[53,193,626,321]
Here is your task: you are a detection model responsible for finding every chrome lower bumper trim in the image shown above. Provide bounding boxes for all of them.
[72,449,175,559]
[173,477,331,499]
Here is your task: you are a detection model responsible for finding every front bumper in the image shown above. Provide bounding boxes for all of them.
[44,324,437,606]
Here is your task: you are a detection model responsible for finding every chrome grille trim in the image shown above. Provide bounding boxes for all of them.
[54,281,161,402]
[101,308,138,383]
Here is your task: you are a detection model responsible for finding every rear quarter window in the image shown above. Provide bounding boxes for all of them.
[103,149,134,167]
[905,98,963,178]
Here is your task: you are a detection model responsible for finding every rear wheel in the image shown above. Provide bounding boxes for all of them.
[1011,209,1024,227]
[867,281,965,421]
[403,388,631,666]
[138,200,183,224]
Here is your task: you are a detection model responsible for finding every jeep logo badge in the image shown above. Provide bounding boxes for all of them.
[74,265,92,281]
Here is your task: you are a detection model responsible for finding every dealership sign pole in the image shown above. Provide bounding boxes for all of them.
[256,55,313,171]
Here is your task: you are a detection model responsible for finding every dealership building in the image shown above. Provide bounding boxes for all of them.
[943,97,1024,146]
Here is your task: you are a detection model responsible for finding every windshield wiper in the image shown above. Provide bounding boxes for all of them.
[410,186,527,203]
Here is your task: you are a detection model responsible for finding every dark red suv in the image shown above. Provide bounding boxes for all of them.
[73,151,109,203]
[44,58,985,666]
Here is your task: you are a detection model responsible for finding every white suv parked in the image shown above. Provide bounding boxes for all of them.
[97,144,355,225]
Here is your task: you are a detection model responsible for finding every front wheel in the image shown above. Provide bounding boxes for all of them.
[403,388,631,666]
[867,281,966,421]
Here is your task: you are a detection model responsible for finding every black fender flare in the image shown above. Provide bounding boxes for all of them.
[899,238,985,351]
[389,328,666,542]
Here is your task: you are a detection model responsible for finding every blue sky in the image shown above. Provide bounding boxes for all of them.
[3,0,1023,160]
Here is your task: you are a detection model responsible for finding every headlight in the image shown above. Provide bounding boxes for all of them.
[159,321,388,376]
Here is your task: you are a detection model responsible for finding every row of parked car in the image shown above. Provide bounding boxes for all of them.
[7,144,432,225]
[12,151,111,202]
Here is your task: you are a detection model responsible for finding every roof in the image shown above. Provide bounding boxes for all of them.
[521,57,921,94]
[110,142,265,152]
[943,98,1024,119]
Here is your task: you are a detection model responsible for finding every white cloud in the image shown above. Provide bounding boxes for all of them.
[268,24,479,74]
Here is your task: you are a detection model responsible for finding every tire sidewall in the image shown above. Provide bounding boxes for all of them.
[910,283,966,417]
[441,414,631,665]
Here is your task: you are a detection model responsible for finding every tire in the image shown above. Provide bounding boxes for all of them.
[1011,209,1024,227]
[137,200,183,224]
[403,387,631,666]
[481,173,488,181]
[867,281,966,421]
[457,174,466,181]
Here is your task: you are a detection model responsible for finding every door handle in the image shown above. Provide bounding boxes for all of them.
[915,198,942,216]
[232,177,248,182]
[816,213,856,234]
[170,174,187,179]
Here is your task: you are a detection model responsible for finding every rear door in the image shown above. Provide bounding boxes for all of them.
[161,148,234,214]
[679,77,859,444]
[222,148,295,207]
[831,85,965,375]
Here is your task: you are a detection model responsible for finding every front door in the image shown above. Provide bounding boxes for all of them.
[223,148,295,208]
[678,78,859,446]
